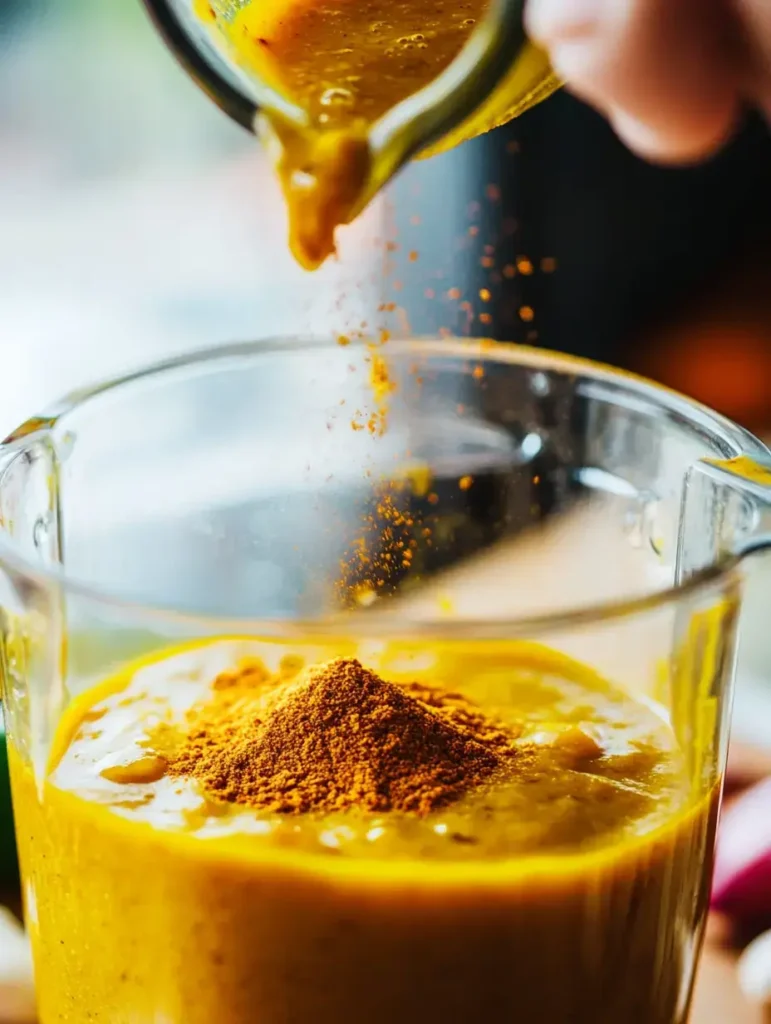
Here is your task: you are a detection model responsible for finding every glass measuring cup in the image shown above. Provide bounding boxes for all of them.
[141,0,558,265]
[0,339,769,1023]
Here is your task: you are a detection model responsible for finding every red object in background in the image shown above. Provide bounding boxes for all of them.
[713,777,771,926]
[726,745,771,798]
[633,257,771,435]
[643,326,771,430]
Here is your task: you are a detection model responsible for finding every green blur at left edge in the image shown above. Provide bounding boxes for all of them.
[0,713,19,888]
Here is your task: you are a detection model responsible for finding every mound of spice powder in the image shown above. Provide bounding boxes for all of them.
[166,657,519,816]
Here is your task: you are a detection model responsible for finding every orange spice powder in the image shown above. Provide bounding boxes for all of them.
[165,658,522,816]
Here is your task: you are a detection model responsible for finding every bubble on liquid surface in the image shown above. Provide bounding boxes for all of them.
[396,34,427,49]
[529,371,550,397]
[320,86,356,108]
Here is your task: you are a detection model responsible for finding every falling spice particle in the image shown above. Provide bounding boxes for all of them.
[517,258,534,275]
[479,312,492,325]
[502,264,516,279]
[472,365,485,380]
[486,184,501,202]
[337,334,351,346]
[347,345,396,438]
[541,257,558,273]
[468,225,480,237]
[409,251,419,262]
[336,477,426,606]
[447,287,461,300]
[193,0,217,21]
[479,288,491,302]
[481,256,494,269]
[395,307,411,337]
[459,475,473,491]
[398,463,433,499]
[353,585,378,607]
[520,306,535,322]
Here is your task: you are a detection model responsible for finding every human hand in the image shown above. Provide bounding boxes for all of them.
[525,0,771,163]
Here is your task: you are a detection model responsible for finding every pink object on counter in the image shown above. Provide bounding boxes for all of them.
[713,777,771,923]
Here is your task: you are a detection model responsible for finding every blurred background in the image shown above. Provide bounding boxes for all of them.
[2,0,771,884]
[0,0,384,435]
[389,97,771,436]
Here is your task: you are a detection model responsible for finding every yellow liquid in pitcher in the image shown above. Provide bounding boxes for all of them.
[195,0,555,268]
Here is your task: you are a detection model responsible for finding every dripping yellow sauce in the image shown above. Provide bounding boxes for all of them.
[201,0,488,267]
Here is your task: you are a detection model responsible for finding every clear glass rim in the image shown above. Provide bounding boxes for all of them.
[0,337,761,640]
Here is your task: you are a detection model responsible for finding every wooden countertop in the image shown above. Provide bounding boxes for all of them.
[691,743,771,1024]
[694,939,762,1023]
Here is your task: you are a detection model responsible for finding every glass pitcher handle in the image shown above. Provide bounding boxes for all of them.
[0,432,66,787]
[676,454,771,585]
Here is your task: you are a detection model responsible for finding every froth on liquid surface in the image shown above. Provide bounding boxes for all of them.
[51,640,688,860]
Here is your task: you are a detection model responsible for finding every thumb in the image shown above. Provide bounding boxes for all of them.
[525,0,741,164]
[736,0,771,116]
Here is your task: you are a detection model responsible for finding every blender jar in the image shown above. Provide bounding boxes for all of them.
[0,339,769,1023]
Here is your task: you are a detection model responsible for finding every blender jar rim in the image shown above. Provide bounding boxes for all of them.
[0,336,765,640]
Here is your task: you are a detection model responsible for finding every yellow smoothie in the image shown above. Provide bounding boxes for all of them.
[10,639,717,1023]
